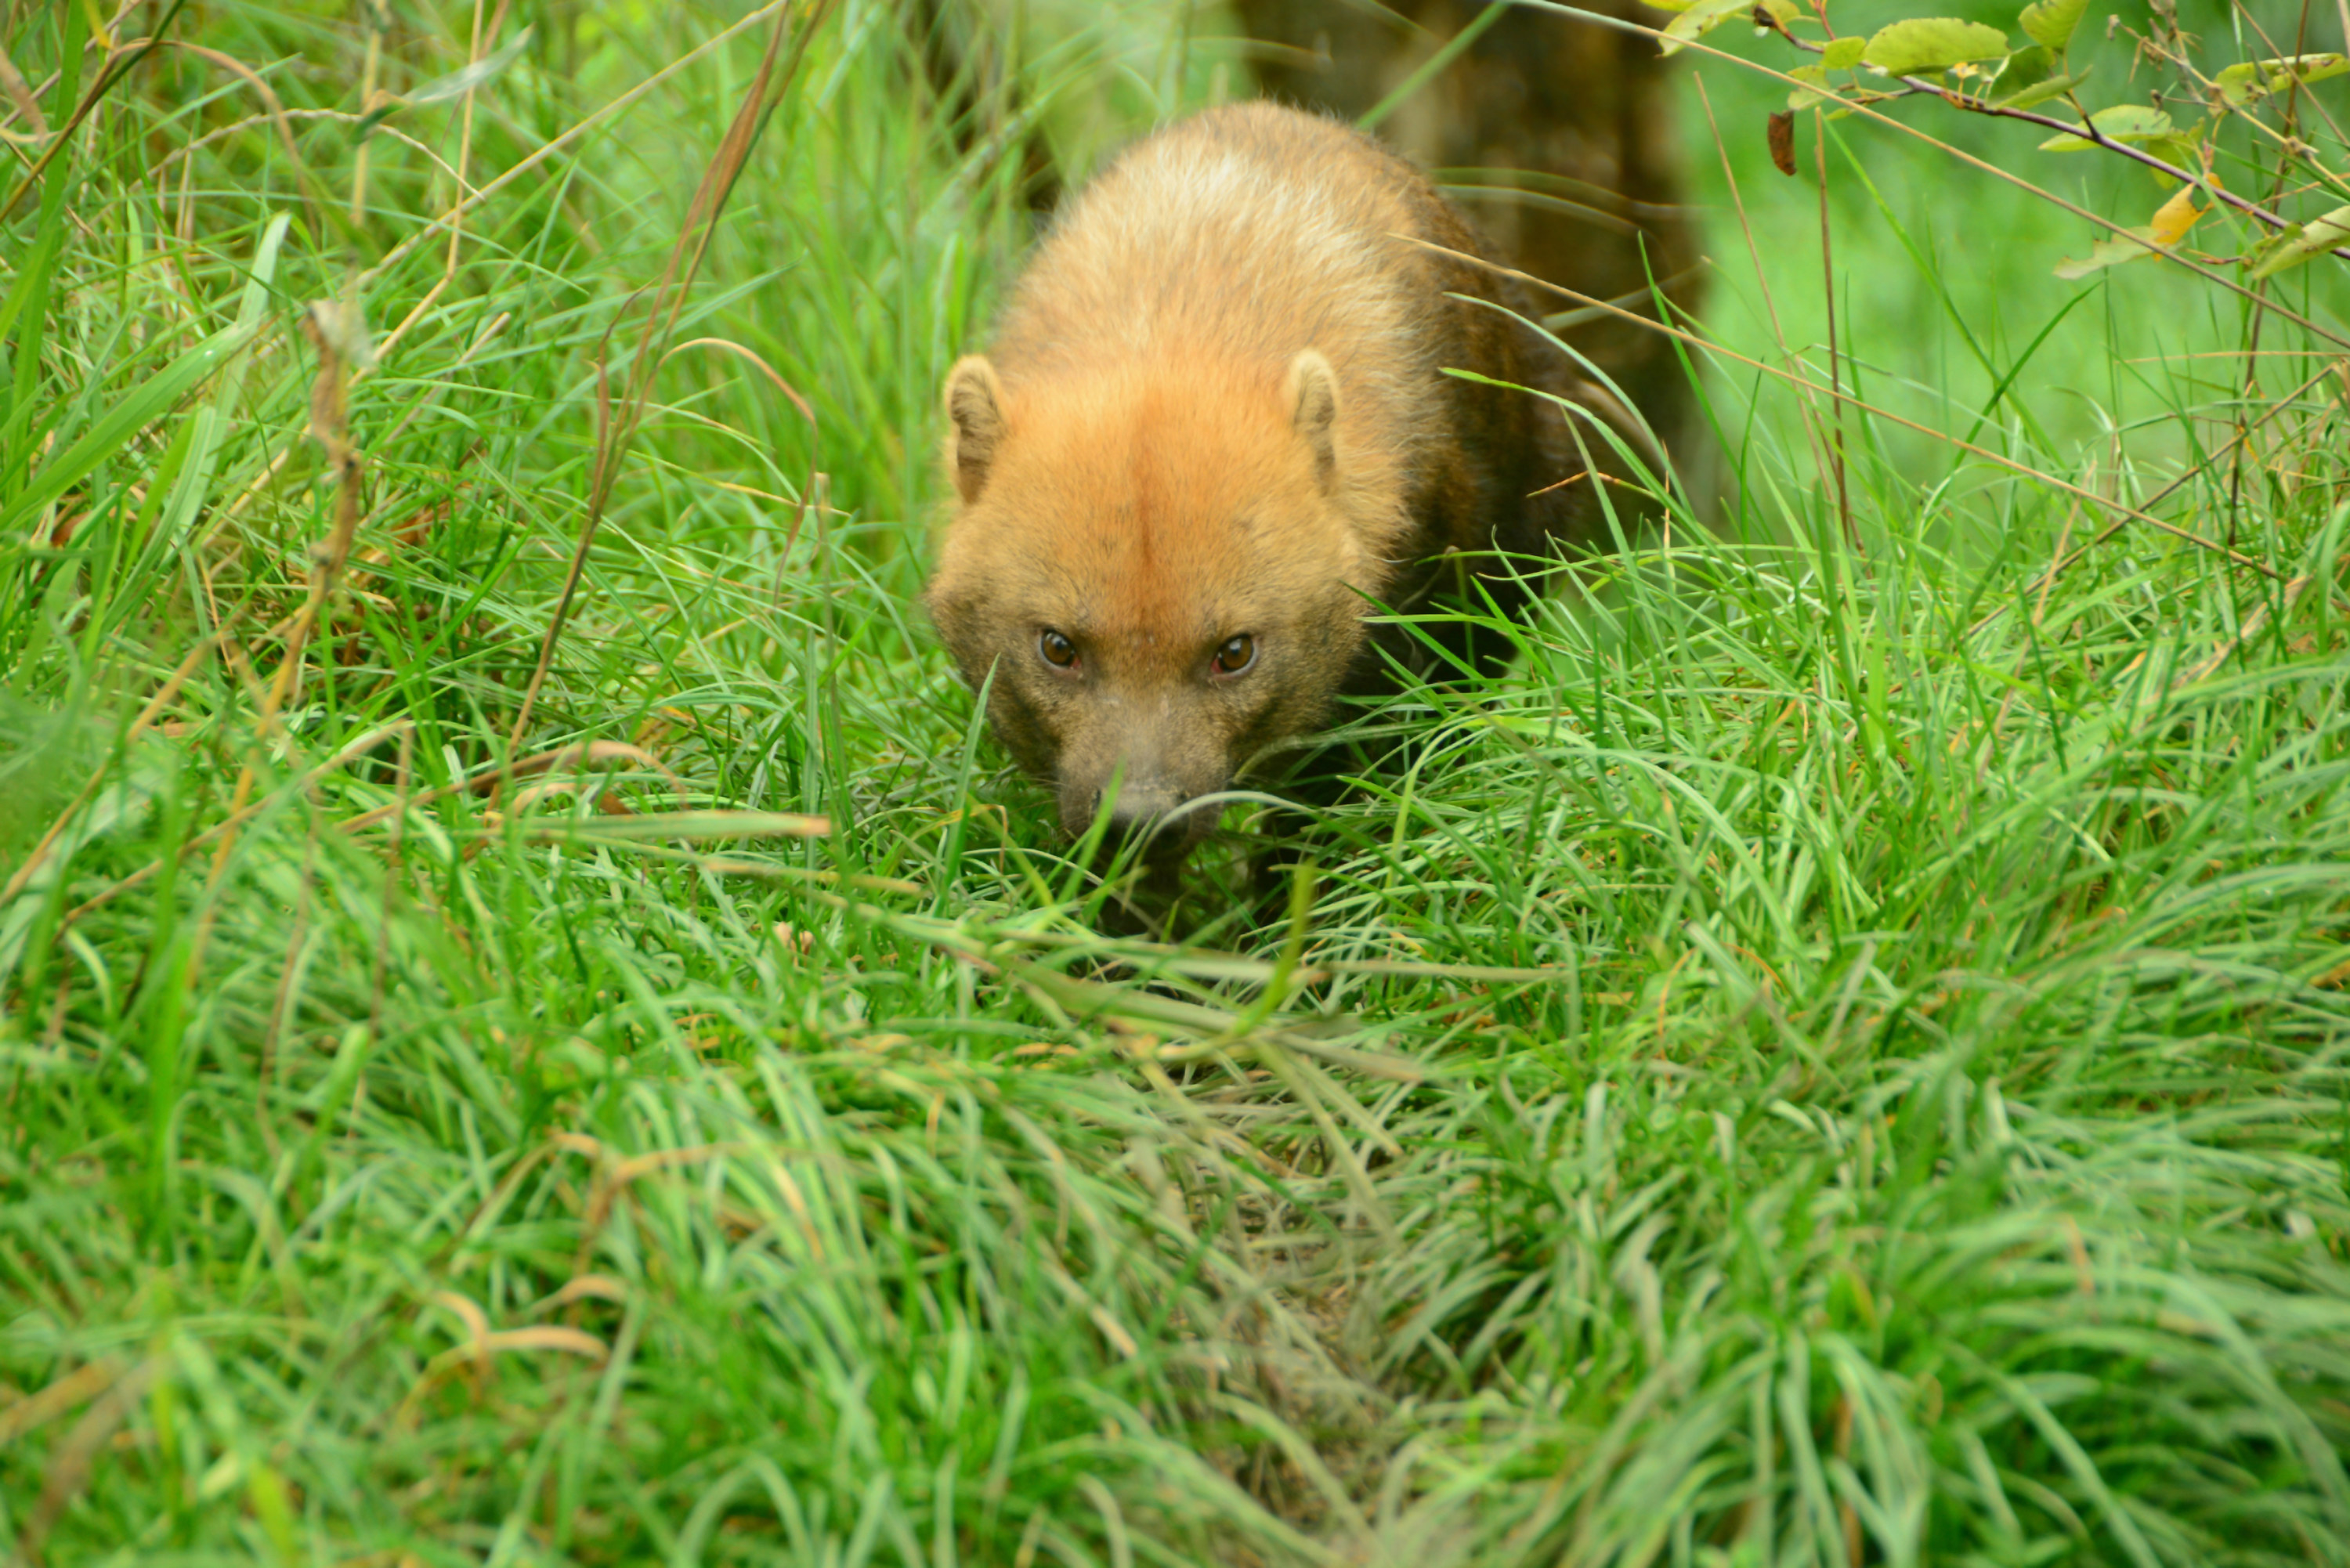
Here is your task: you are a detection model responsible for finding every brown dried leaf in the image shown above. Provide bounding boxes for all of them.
[480,1327,609,1360]
[1769,110,1798,176]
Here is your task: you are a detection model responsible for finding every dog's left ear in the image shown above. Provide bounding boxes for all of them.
[1285,349,1340,493]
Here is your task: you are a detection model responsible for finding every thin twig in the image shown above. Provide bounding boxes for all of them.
[360,3,793,287]
[1972,359,2345,634]
[0,40,49,139]
[350,0,388,228]
[270,305,368,724]
[60,724,414,931]
[508,0,833,747]
[1693,78,1841,514]
[1517,1,2350,347]
[1755,11,2350,261]
[0,0,188,223]
[1815,107,1856,551]
[336,740,685,833]
[190,303,369,968]
[186,305,363,979]
[160,41,329,234]
[200,1,808,562]
[188,282,364,982]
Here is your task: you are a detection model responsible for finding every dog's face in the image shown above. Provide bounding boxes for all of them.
[926,352,1368,863]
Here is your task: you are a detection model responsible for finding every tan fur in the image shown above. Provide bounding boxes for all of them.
[927,103,1596,861]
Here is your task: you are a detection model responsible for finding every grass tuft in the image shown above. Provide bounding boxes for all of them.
[2,0,2345,1563]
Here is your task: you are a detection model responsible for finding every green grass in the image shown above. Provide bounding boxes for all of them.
[4,1,2348,1564]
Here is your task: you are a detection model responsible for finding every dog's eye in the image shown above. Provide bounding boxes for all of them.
[1210,634,1256,677]
[1038,629,1079,670]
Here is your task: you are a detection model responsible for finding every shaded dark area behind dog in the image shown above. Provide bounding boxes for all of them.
[1237,0,1704,471]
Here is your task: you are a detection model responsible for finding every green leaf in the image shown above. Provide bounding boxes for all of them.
[0,320,260,536]
[2054,226,2160,278]
[2247,205,2350,279]
[511,810,833,844]
[357,28,534,133]
[1863,18,2012,77]
[1788,63,1837,110]
[1661,0,1754,56]
[1990,45,2064,103]
[407,30,533,104]
[1998,74,2088,108]
[2037,104,2175,150]
[1821,35,1867,68]
[2019,0,2090,51]
[149,214,290,569]
[246,1460,300,1568]
[2215,52,2349,107]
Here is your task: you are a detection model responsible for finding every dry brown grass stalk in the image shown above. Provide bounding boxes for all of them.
[506,0,835,750]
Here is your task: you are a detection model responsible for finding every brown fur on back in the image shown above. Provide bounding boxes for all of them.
[927,103,1603,858]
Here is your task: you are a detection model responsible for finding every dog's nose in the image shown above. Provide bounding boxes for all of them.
[1091,782,1189,861]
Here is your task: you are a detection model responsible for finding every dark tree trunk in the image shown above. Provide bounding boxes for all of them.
[1235,0,1705,487]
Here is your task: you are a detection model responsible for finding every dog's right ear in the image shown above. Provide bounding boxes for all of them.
[943,356,1008,504]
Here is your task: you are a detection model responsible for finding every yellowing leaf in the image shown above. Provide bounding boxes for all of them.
[1864,17,2012,76]
[2053,190,2217,277]
[2247,205,2350,280]
[2148,185,2205,246]
[2215,52,2350,107]
[2019,0,2090,51]
[2038,104,2175,150]
[1821,35,1867,67]
[1660,0,1752,56]
[2139,132,2204,176]
[246,1462,299,1568]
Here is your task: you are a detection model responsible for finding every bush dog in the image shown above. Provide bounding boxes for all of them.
[927,103,1636,873]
